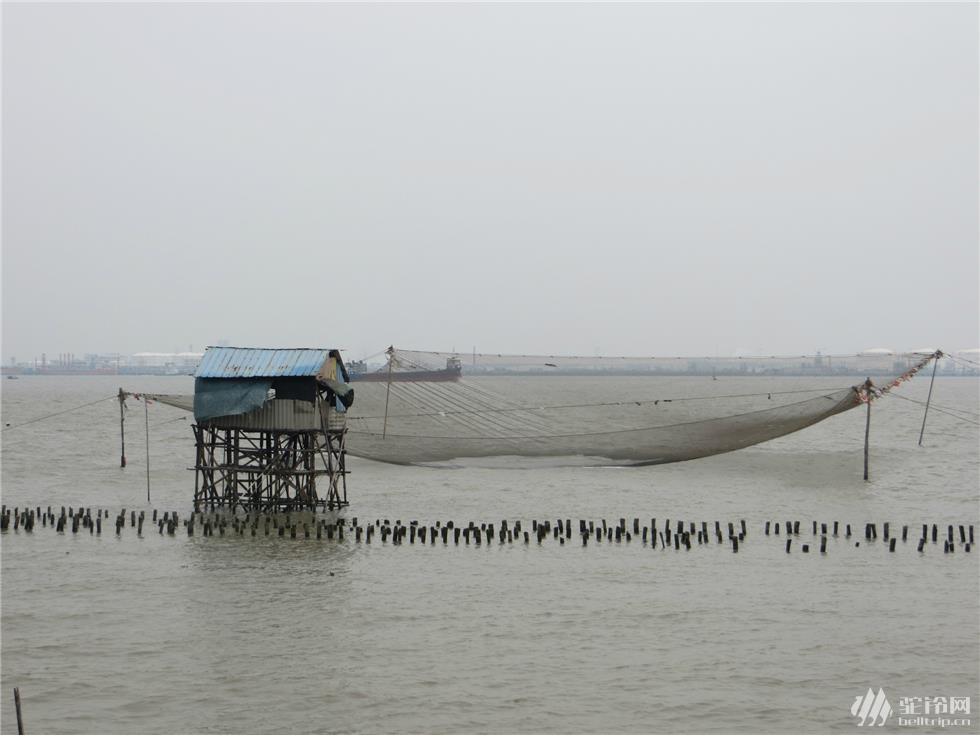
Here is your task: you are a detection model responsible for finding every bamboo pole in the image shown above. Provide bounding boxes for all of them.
[918,352,940,446]
[382,346,394,440]
[118,388,127,468]
[14,686,24,735]
[863,379,872,481]
[144,398,151,503]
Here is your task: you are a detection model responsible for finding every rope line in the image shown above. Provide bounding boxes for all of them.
[394,348,927,362]
[886,392,980,426]
[945,353,980,368]
[1,395,118,432]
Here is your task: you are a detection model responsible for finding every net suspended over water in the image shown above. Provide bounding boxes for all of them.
[339,348,939,465]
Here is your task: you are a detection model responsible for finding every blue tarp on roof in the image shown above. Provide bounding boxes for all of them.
[194,378,272,422]
[195,347,333,379]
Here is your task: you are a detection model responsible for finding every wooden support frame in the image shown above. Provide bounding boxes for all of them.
[191,388,348,512]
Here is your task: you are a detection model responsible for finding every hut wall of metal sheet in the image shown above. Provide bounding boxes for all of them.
[191,347,353,512]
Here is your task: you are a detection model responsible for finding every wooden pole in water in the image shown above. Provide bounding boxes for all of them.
[118,388,127,468]
[14,686,24,735]
[144,398,151,502]
[918,351,941,446]
[863,378,872,482]
[381,346,394,440]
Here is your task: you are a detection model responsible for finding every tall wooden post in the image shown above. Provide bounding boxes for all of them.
[863,379,872,481]
[14,686,25,735]
[144,398,151,503]
[118,388,127,468]
[382,346,394,440]
[918,352,940,446]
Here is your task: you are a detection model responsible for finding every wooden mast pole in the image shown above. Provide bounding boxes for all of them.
[382,346,394,440]
[918,351,941,446]
[118,388,127,468]
[14,686,24,735]
[863,378,872,481]
[144,397,151,503]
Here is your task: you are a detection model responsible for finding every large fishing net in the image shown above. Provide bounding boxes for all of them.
[341,348,939,465]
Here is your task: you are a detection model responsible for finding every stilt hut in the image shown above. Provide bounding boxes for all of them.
[191,347,353,512]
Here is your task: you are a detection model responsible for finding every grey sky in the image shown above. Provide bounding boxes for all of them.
[3,2,977,362]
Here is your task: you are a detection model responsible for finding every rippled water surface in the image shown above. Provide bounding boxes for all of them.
[2,375,978,734]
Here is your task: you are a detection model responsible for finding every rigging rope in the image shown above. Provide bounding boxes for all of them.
[945,353,980,368]
[1,395,118,432]
[885,392,980,426]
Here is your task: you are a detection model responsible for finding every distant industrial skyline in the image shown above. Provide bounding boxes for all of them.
[5,343,978,371]
[6,342,980,366]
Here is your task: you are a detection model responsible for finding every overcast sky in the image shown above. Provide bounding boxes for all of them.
[2,2,977,362]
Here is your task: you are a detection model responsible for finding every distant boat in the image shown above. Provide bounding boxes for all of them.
[6,375,19,380]
[348,356,462,383]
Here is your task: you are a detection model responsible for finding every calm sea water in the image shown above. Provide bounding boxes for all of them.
[2,375,978,734]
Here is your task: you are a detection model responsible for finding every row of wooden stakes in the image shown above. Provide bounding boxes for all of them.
[0,505,974,554]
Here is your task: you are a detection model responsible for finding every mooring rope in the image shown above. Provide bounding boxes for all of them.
[1,395,118,432]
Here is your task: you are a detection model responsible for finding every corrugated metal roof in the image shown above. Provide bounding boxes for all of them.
[195,347,334,378]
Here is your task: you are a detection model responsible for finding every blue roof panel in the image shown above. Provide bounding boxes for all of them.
[195,347,334,378]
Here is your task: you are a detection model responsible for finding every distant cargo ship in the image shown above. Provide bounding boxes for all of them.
[347,356,462,382]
